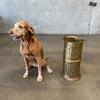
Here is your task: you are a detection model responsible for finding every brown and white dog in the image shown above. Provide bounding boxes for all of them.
[9,21,53,82]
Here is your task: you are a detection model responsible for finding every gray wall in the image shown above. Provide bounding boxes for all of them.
[0,0,99,34]
[90,0,100,34]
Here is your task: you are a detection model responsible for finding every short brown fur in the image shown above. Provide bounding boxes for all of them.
[9,21,53,82]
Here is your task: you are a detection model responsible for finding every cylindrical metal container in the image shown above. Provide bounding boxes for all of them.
[63,36,84,81]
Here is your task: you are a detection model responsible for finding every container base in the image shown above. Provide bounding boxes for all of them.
[63,74,81,82]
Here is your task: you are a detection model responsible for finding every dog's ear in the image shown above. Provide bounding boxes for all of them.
[28,25,34,34]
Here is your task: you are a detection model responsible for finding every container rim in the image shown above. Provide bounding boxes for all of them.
[63,36,84,42]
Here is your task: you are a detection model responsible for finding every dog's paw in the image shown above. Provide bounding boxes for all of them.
[23,73,28,78]
[37,76,43,82]
[48,68,53,73]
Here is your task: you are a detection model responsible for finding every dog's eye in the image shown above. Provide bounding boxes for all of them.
[19,26,22,28]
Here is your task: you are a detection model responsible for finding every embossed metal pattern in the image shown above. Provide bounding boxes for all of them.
[63,36,84,81]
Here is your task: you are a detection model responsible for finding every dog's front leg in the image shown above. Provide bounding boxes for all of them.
[23,57,29,78]
[37,57,43,82]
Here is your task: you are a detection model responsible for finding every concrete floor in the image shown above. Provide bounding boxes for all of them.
[0,34,100,100]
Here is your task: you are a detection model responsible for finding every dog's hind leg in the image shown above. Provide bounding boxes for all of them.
[42,59,53,73]
[46,65,53,73]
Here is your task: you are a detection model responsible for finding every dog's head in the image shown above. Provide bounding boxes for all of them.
[9,21,34,40]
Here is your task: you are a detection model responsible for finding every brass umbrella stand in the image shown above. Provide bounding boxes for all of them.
[63,36,84,81]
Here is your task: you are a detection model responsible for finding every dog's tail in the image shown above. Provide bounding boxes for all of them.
[44,57,48,61]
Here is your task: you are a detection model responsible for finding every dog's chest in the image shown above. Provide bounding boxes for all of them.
[20,40,39,67]
[20,41,35,58]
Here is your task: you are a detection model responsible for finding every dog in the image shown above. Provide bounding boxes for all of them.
[9,21,53,82]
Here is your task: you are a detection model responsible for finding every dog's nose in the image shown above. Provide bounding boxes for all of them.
[9,31,13,34]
